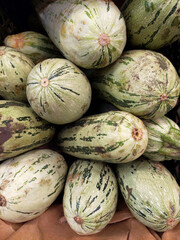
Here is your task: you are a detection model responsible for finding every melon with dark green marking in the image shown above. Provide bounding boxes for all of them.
[56,111,148,163]
[4,31,61,64]
[116,157,180,232]
[38,0,127,69]
[0,46,34,102]
[26,58,92,125]
[143,116,180,161]
[63,159,118,235]
[0,149,68,223]
[92,50,180,119]
[0,100,55,161]
[121,0,180,50]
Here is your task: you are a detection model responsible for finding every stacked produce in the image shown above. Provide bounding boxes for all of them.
[0,0,180,238]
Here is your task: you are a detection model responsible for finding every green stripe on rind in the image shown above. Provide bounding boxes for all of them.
[121,0,180,49]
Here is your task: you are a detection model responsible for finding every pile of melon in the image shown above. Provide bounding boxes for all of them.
[0,0,180,236]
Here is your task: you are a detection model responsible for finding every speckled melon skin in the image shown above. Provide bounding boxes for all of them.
[121,0,180,50]
[26,58,92,125]
[39,0,127,69]
[143,116,180,161]
[0,46,34,102]
[56,111,148,163]
[4,31,61,64]
[63,159,118,235]
[0,149,68,223]
[116,158,180,232]
[0,100,55,161]
[92,50,180,119]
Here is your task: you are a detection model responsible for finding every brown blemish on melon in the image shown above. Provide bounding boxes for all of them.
[0,180,10,190]
[132,128,143,141]
[0,194,6,207]
[74,216,84,224]
[39,178,51,186]
[0,50,6,56]
[8,33,25,49]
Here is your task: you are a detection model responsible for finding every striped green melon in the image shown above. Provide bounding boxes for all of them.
[26,58,92,125]
[38,0,127,69]
[116,157,180,232]
[0,46,34,102]
[0,149,68,223]
[121,0,180,50]
[63,159,118,235]
[4,31,62,64]
[56,111,148,163]
[143,116,180,161]
[92,50,180,119]
[0,100,55,161]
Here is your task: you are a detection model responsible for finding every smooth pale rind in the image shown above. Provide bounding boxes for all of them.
[92,50,180,119]
[116,158,180,232]
[121,0,180,49]
[0,149,68,223]
[0,100,55,161]
[63,159,118,235]
[39,0,127,69]
[56,111,148,163]
[143,116,180,161]
[4,31,61,64]
[26,58,92,125]
[0,46,34,102]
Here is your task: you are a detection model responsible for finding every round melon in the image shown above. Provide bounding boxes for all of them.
[92,49,180,119]
[39,0,127,69]
[26,58,92,125]
[63,159,118,235]
[0,46,34,102]
[116,157,180,232]
[0,149,68,223]
[143,116,180,161]
[121,0,180,50]
[4,31,61,64]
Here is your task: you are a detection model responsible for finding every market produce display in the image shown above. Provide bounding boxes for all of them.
[4,31,61,64]
[0,0,180,238]
[56,111,148,163]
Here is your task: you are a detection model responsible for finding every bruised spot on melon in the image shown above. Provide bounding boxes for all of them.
[0,194,6,207]
[7,33,25,49]
[132,128,143,141]
[0,180,10,190]
[61,23,67,37]
[0,50,6,56]
[74,216,84,225]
